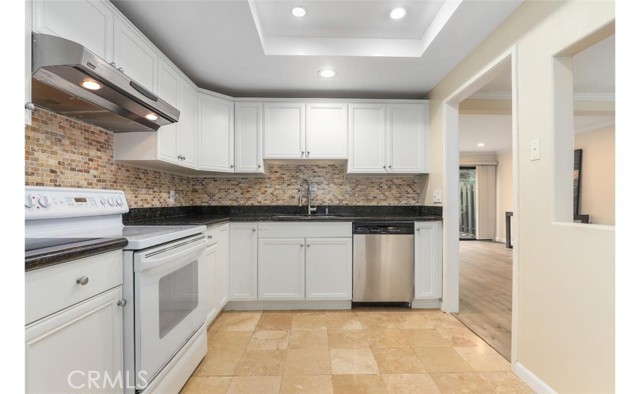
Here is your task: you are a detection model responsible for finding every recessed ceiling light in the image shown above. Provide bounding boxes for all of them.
[292,6,306,17]
[477,142,486,147]
[318,69,336,78]
[389,7,407,20]
[81,80,101,90]
[145,113,158,121]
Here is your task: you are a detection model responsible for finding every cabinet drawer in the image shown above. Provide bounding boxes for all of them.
[206,223,229,247]
[25,250,123,325]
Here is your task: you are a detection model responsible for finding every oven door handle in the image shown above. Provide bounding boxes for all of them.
[134,236,206,272]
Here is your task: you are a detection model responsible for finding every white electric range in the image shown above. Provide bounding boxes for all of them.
[25,186,208,394]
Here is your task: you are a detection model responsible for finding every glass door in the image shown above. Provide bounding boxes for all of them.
[459,167,476,240]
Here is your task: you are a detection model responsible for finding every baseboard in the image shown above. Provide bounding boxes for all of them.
[411,299,441,309]
[513,361,558,394]
[495,237,506,243]
[225,300,352,310]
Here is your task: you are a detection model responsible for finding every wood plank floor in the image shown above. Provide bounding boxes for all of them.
[454,240,513,360]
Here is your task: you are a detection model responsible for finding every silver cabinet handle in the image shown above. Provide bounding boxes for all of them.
[76,276,89,286]
[252,228,257,232]
[117,299,127,307]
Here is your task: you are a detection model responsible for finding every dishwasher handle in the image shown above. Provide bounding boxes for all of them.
[352,222,414,235]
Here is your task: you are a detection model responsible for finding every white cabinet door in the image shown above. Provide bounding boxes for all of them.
[177,80,198,168]
[113,19,157,93]
[205,242,219,325]
[263,102,305,159]
[215,225,230,310]
[25,286,123,394]
[199,94,234,172]
[306,103,348,159]
[229,223,258,301]
[348,104,387,173]
[157,60,180,164]
[32,0,113,61]
[258,238,306,300]
[388,104,428,173]
[414,221,442,300]
[235,102,264,173]
[306,238,352,300]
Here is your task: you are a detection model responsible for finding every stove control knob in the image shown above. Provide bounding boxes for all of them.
[115,196,124,206]
[38,195,50,208]
[107,198,115,206]
[100,198,107,206]
[25,194,33,208]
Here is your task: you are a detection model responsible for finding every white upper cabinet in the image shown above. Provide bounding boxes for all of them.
[177,81,198,168]
[263,102,348,160]
[235,102,265,174]
[348,104,386,172]
[263,102,306,159]
[199,94,234,172]
[113,19,157,93]
[388,104,428,173]
[32,0,114,61]
[348,102,428,174]
[305,103,348,159]
[157,59,180,164]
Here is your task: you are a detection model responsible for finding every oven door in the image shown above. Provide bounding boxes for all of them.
[133,234,206,387]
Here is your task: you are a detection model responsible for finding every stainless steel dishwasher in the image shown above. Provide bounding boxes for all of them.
[352,222,414,304]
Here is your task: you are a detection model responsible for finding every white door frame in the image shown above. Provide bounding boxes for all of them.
[441,46,520,364]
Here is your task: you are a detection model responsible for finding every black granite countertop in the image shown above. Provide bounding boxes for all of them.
[124,205,443,226]
[25,238,128,272]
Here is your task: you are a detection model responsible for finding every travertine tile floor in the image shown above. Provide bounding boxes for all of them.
[180,309,533,394]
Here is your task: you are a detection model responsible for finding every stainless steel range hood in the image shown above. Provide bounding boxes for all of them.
[31,33,179,132]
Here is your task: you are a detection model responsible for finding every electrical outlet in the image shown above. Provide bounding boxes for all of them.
[169,190,176,204]
[433,189,442,203]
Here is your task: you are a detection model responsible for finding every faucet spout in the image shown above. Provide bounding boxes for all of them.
[300,179,316,215]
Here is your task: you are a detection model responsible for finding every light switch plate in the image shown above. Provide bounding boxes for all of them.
[530,139,541,161]
[433,189,442,203]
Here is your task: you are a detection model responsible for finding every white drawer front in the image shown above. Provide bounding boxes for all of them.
[258,222,352,238]
[205,222,229,246]
[25,250,123,325]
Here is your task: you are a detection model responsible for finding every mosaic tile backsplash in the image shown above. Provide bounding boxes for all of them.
[25,109,422,208]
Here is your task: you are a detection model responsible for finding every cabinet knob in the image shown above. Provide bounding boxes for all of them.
[416,228,421,232]
[258,164,262,169]
[252,228,257,232]
[207,235,213,239]
[300,244,304,247]
[117,299,127,307]
[389,165,392,169]
[230,164,234,168]
[306,151,310,158]
[306,244,310,247]
[76,276,89,286]
[110,62,116,68]
[117,67,124,73]
[301,151,305,157]
[383,165,387,169]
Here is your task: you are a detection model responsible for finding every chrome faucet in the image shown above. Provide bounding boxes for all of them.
[299,179,317,215]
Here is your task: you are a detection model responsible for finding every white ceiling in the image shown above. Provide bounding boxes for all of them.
[110,0,524,98]
[461,35,615,153]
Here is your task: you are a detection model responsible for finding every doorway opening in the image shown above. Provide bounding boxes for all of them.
[459,167,476,240]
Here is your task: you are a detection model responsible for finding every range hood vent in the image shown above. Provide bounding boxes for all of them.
[31,34,179,132]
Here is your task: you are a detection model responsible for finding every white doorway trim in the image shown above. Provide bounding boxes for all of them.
[441,46,520,365]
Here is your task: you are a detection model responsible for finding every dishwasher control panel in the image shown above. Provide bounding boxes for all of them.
[353,222,414,234]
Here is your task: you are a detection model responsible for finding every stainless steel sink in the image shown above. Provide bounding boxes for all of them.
[271,214,346,220]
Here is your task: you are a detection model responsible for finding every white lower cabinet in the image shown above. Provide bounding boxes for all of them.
[305,238,353,300]
[25,286,123,394]
[229,223,258,301]
[414,221,443,301]
[204,223,230,325]
[258,238,306,300]
[255,223,352,304]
